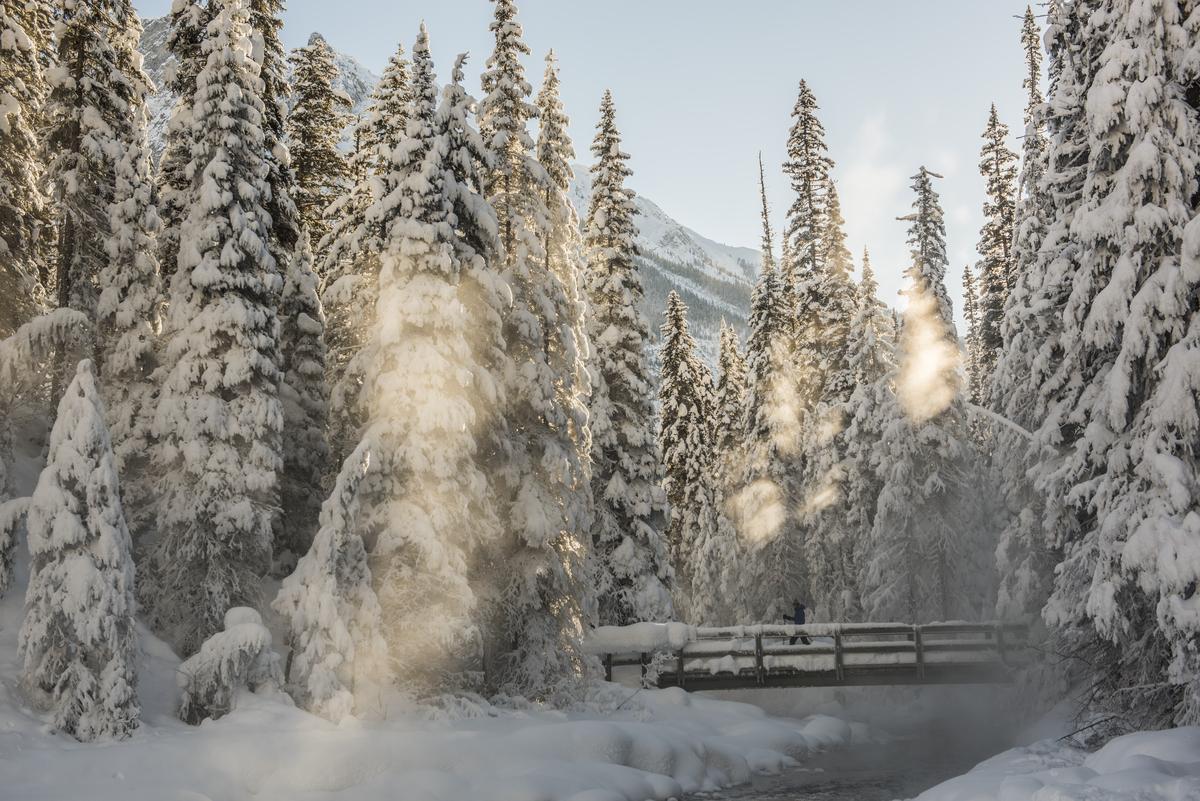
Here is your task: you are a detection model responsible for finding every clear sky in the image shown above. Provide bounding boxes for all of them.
[133,0,1035,319]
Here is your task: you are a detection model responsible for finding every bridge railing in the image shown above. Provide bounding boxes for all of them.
[591,621,1030,689]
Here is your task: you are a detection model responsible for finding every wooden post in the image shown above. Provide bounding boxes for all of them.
[640,652,649,687]
[604,653,613,682]
[834,629,844,682]
[995,624,1008,664]
[914,626,925,680]
[754,634,765,685]
[677,650,686,688]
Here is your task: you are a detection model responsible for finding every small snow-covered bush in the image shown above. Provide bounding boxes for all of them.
[178,607,284,725]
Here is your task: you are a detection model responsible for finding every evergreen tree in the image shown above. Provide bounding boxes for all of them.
[1039,0,1200,725]
[287,33,349,250]
[156,0,213,290]
[961,262,985,408]
[865,168,979,623]
[45,0,146,316]
[351,26,508,689]
[0,0,51,336]
[276,233,329,564]
[840,250,892,621]
[478,2,594,693]
[145,0,284,656]
[735,250,800,622]
[713,321,747,456]
[1007,5,1051,304]
[320,42,411,472]
[975,104,1018,384]
[658,291,714,611]
[757,152,775,269]
[584,90,672,625]
[274,442,388,720]
[782,79,833,409]
[20,360,138,741]
[814,176,857,406]
[95,22,161,542]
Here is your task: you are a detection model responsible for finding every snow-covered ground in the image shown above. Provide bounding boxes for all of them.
[0,547,866,801]
[913,727,1200,801]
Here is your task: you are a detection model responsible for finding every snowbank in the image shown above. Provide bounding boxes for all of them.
[0,587,866,801]
[913,727,1200,801]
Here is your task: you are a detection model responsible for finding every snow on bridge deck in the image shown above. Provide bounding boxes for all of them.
[585,621,1030,690]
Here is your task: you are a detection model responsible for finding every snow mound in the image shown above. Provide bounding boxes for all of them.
[913,728,1200,801]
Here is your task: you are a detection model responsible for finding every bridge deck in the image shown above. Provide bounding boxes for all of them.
[594,622,1028,691]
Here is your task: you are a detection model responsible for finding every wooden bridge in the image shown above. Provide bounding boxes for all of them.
[590,622,1029,691]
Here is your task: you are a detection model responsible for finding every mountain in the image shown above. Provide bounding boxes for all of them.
[137,18,757,364]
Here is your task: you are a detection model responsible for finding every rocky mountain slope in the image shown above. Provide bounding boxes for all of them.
[137,18,757,363]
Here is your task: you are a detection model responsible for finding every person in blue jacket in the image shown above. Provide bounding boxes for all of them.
[782,599,811,645]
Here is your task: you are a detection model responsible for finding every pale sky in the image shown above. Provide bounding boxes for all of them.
[133,0,1035,320]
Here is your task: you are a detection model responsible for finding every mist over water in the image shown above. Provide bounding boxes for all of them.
[701,684,1023,800]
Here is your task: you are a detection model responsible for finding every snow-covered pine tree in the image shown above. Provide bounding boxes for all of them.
[19,359,138,741]
[0,0,51,336]
[273,442,387,720]
[44,0,146,317]
[177,606,283,724]
[156,0,213,290]
[1007,5,1051,304]
[584,90,672,626]
[249,0,301,268]
[993,0,1088,626]
[714,321,747,457]
[145,0,284,656]
[95,21,161,543]
[352,25,507,690]
[974,104,1018,386]
[276,233,329,564]
[287,33,349,250]
[320,42,410,473]
[658,291,715,614]
[840,250,892,621]
[814,177,857,406]
[477,3,594,694]
[735,245,801,622]
[757,152,775,270]
[782,79,834,409]
[961,262,984,408]
[1039,0,1200,725]
[865,168,979,623]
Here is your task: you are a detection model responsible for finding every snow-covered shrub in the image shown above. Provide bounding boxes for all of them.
[19,359,138,742]
[178,607,284,725]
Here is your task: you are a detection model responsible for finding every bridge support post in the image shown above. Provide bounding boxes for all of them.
[834,630,844,682]
[677,650,685,688]
[914,626,925,680]
[604,653,613,682]
[754,634,765,685]
[996,624,1008,665]
[640,652,649,688]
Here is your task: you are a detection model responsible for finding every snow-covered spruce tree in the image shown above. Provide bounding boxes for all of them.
[839,250,892,622]
[320,42,411,473]
[1039,0,1200,725]
[249,0,302,267]
[584,90,672,626]
[274,442,387,720]
[156,0,213,290]
[658,291,714,613]
[0,0,51,336]
[992,0,1087,625]
[145,0,284,656]
[20,359,138,741]
[287,33,349,251]
[714,321,747,457]
[178,607,283,724]
[478,3,594,694]
[961,262,985,409]
[865,168,979,623]
[351,26,507,691]
[44,0,145,317]
[782,79,833,410]
[974,104,1018,387]
[276,233,329,564]
[95,31,161,544]
[735,253,801,622]
[800,176,859,620]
